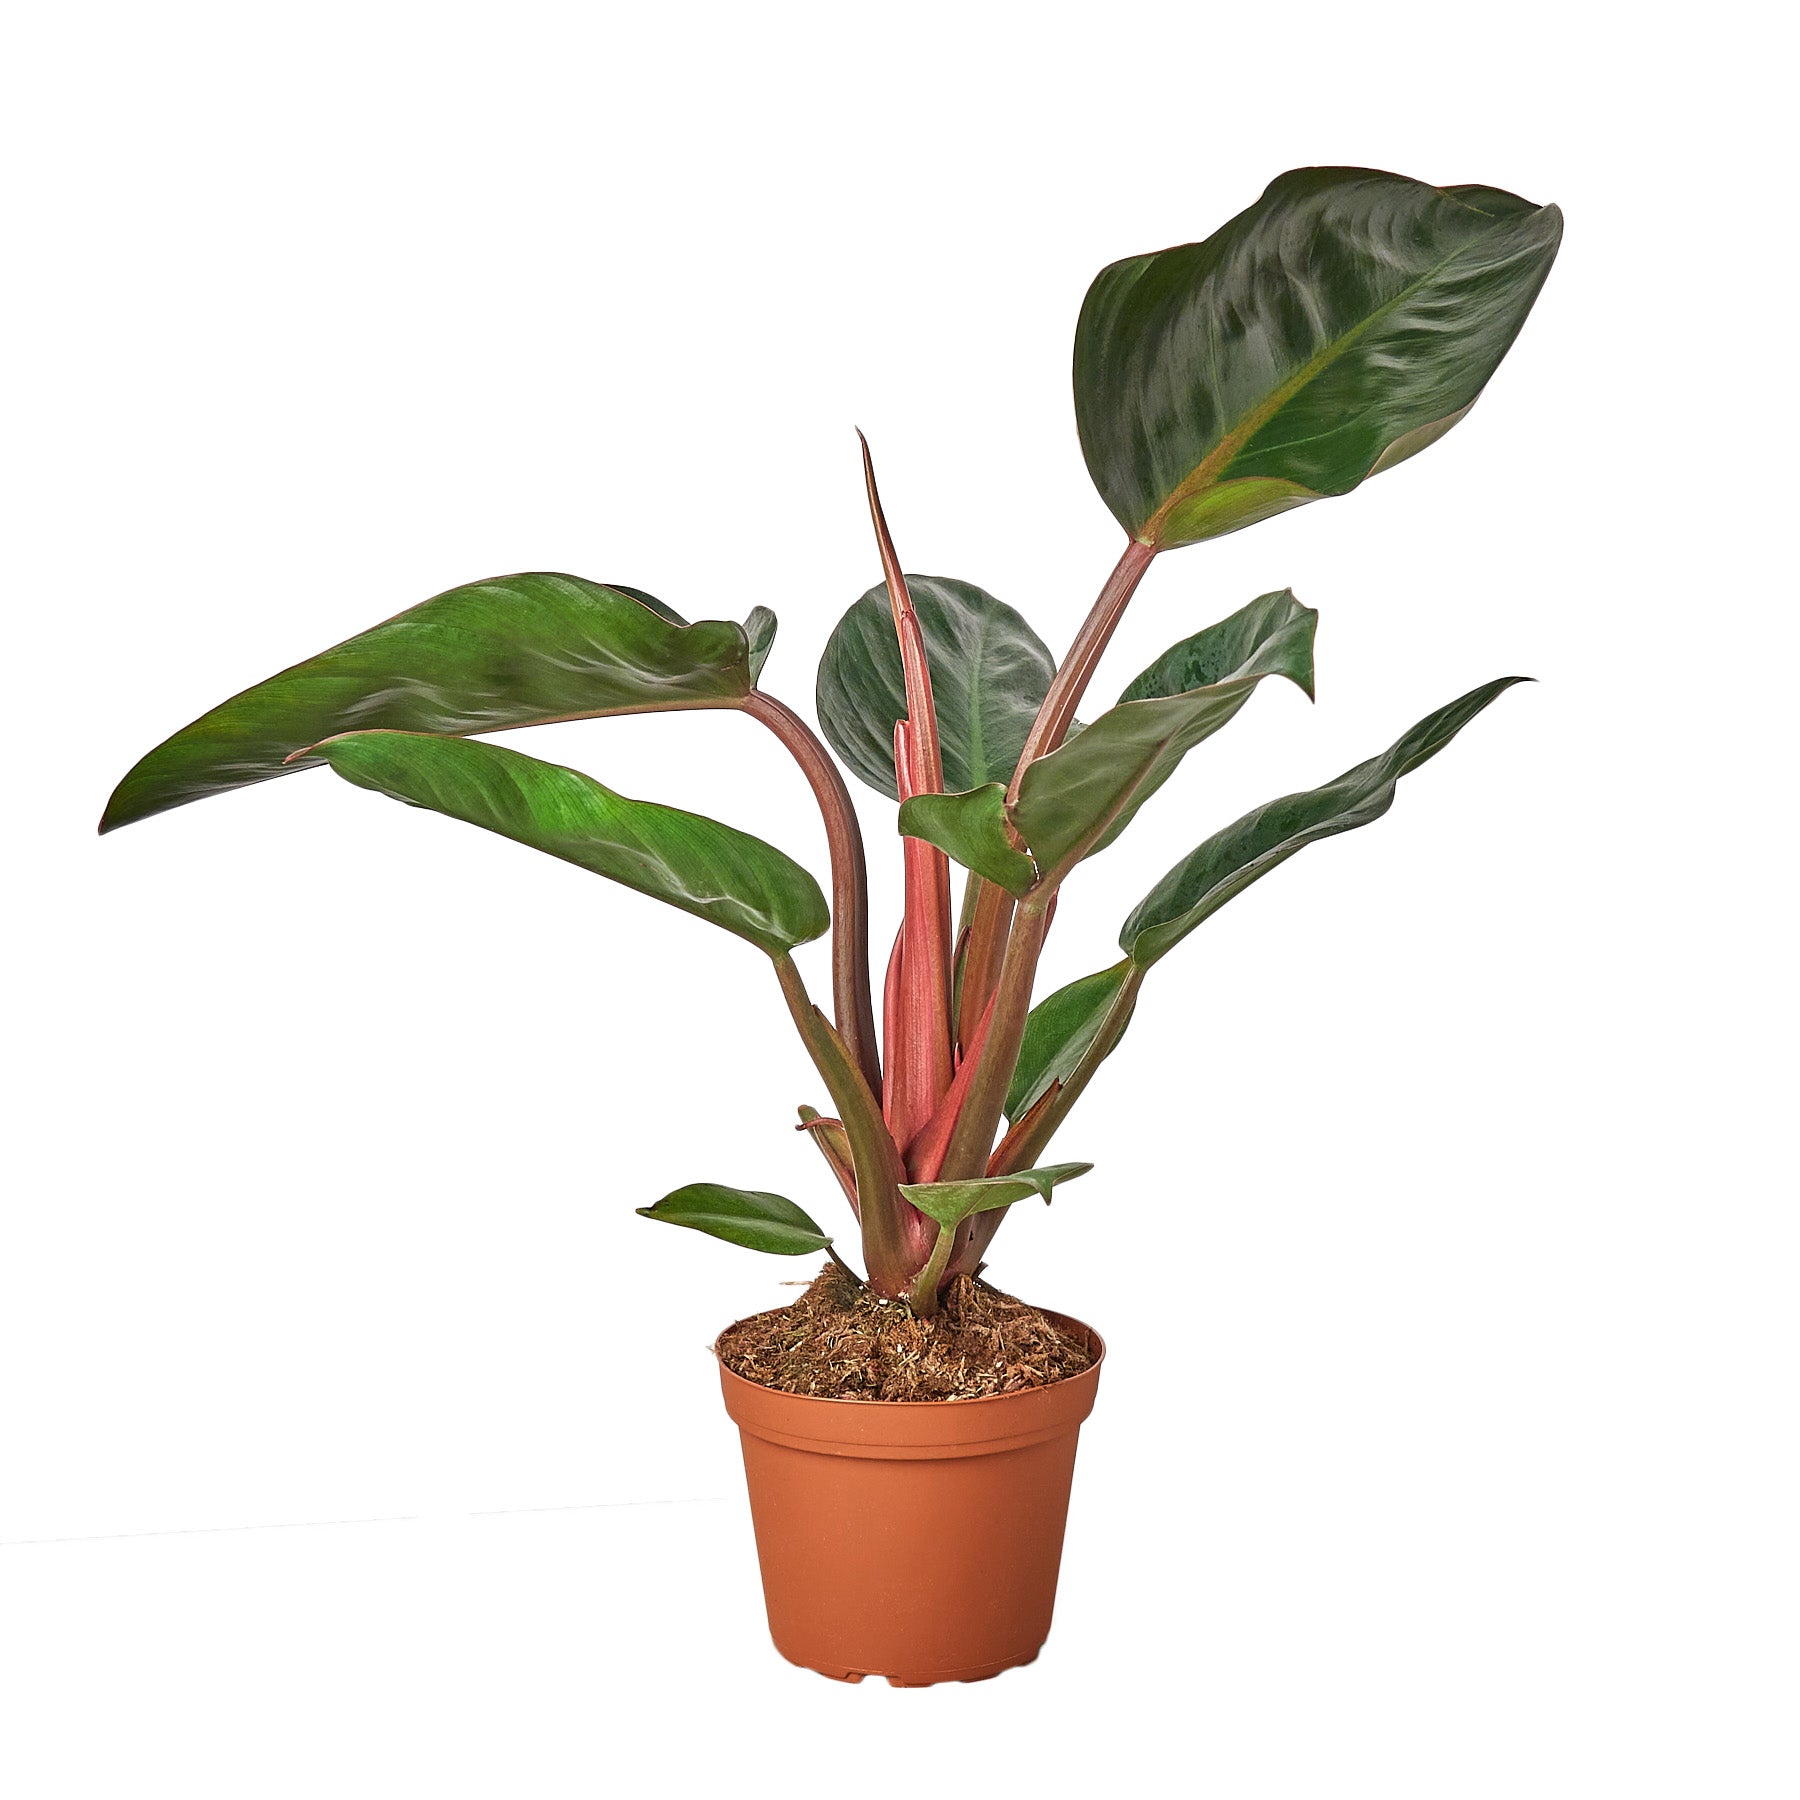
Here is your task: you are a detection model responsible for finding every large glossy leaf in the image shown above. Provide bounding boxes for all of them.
[1122,677,1527,964]
[899,1161,1092,1229]
[815,576,1056,800]
[1006,961,1134,1123]
[310,730,828,956]
[900,590,1315,886]
[1076,168,1562,549]
[637,1184,833,1255]
[101,574,771,832]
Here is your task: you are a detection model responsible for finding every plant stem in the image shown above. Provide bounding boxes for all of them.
[773,954,921,1296]
[745,690,881,1096]
[948,540,1154,1069]
[1008,536,1157,800]
[907,1220,957,1316]
[936,891,1053,1182]
[956,876,1015,1054]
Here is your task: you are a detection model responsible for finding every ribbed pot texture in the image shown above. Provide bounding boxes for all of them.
[716,1312,1104,1686]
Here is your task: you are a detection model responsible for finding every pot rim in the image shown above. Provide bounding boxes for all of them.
[713,1305,1105,1411]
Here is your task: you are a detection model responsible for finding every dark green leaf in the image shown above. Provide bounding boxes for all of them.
[1122,677,1527,965]
[1120,590,1314,704]
[102,574,770,833]
[637,1183,833,1255]
[1016,591,1315,873]
[896,785,1036,897]
[903,591,1315,885]
[311,730,829,956]
[1006,961,1135,1123]
[1075,168,1562,549]
[899,1161,1093,1229]
[815,576,1056,800]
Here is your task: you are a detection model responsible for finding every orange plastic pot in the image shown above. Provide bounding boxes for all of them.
[716,1312,1104,1686]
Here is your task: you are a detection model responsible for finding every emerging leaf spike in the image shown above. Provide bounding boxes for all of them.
[859,431,945,796]
[860,435,956,1154]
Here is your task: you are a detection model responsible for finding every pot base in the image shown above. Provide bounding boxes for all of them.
[787,1646,1040,1687]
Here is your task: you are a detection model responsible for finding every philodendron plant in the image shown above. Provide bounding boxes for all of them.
[104,167,1560,1319]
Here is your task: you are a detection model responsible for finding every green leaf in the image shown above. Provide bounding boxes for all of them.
[815,575,1056,800]
[896,785,1036,897]
[1075,168,1562,549]
[311,730,829,956]
[101,574,772,833]
[902,591,1317,885]
[1016,590,1315,874]
[637,1184,833,1256]
[742,605,778,683]
[1006,961,1135,1123]
[899,1162,1093,1230]
[1121,677,1528,965]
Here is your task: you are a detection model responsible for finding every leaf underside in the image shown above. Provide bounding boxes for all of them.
[899,1161,1093,1229]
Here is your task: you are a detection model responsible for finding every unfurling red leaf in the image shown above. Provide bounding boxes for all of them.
[899,1161,1093,1229]
[637,1184,833,1255]
[1076,168,1562,548]
[309,730,828,957]
[101,574,772,833]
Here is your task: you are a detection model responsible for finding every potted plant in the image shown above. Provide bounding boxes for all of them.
[102,166,1561,1686]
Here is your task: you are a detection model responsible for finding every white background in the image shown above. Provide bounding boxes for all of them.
[3,3,1792,1794]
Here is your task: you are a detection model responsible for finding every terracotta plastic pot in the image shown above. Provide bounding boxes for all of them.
[716,1311,1104,1686]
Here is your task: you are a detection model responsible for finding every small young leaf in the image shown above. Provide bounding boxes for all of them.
[1007,962,1135,1123]
[310,730,829,956]
[637,1184,833,1256]
[743,606,779,682]
[896,785,1037,896]
[816,576,1056,800]
[1075,168,1562,549]
[899,1161,1093,1230]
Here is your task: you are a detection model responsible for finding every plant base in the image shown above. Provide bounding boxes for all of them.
[717,1311,1104,1687]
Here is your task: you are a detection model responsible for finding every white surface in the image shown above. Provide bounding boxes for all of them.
[3,3,1792,1794]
